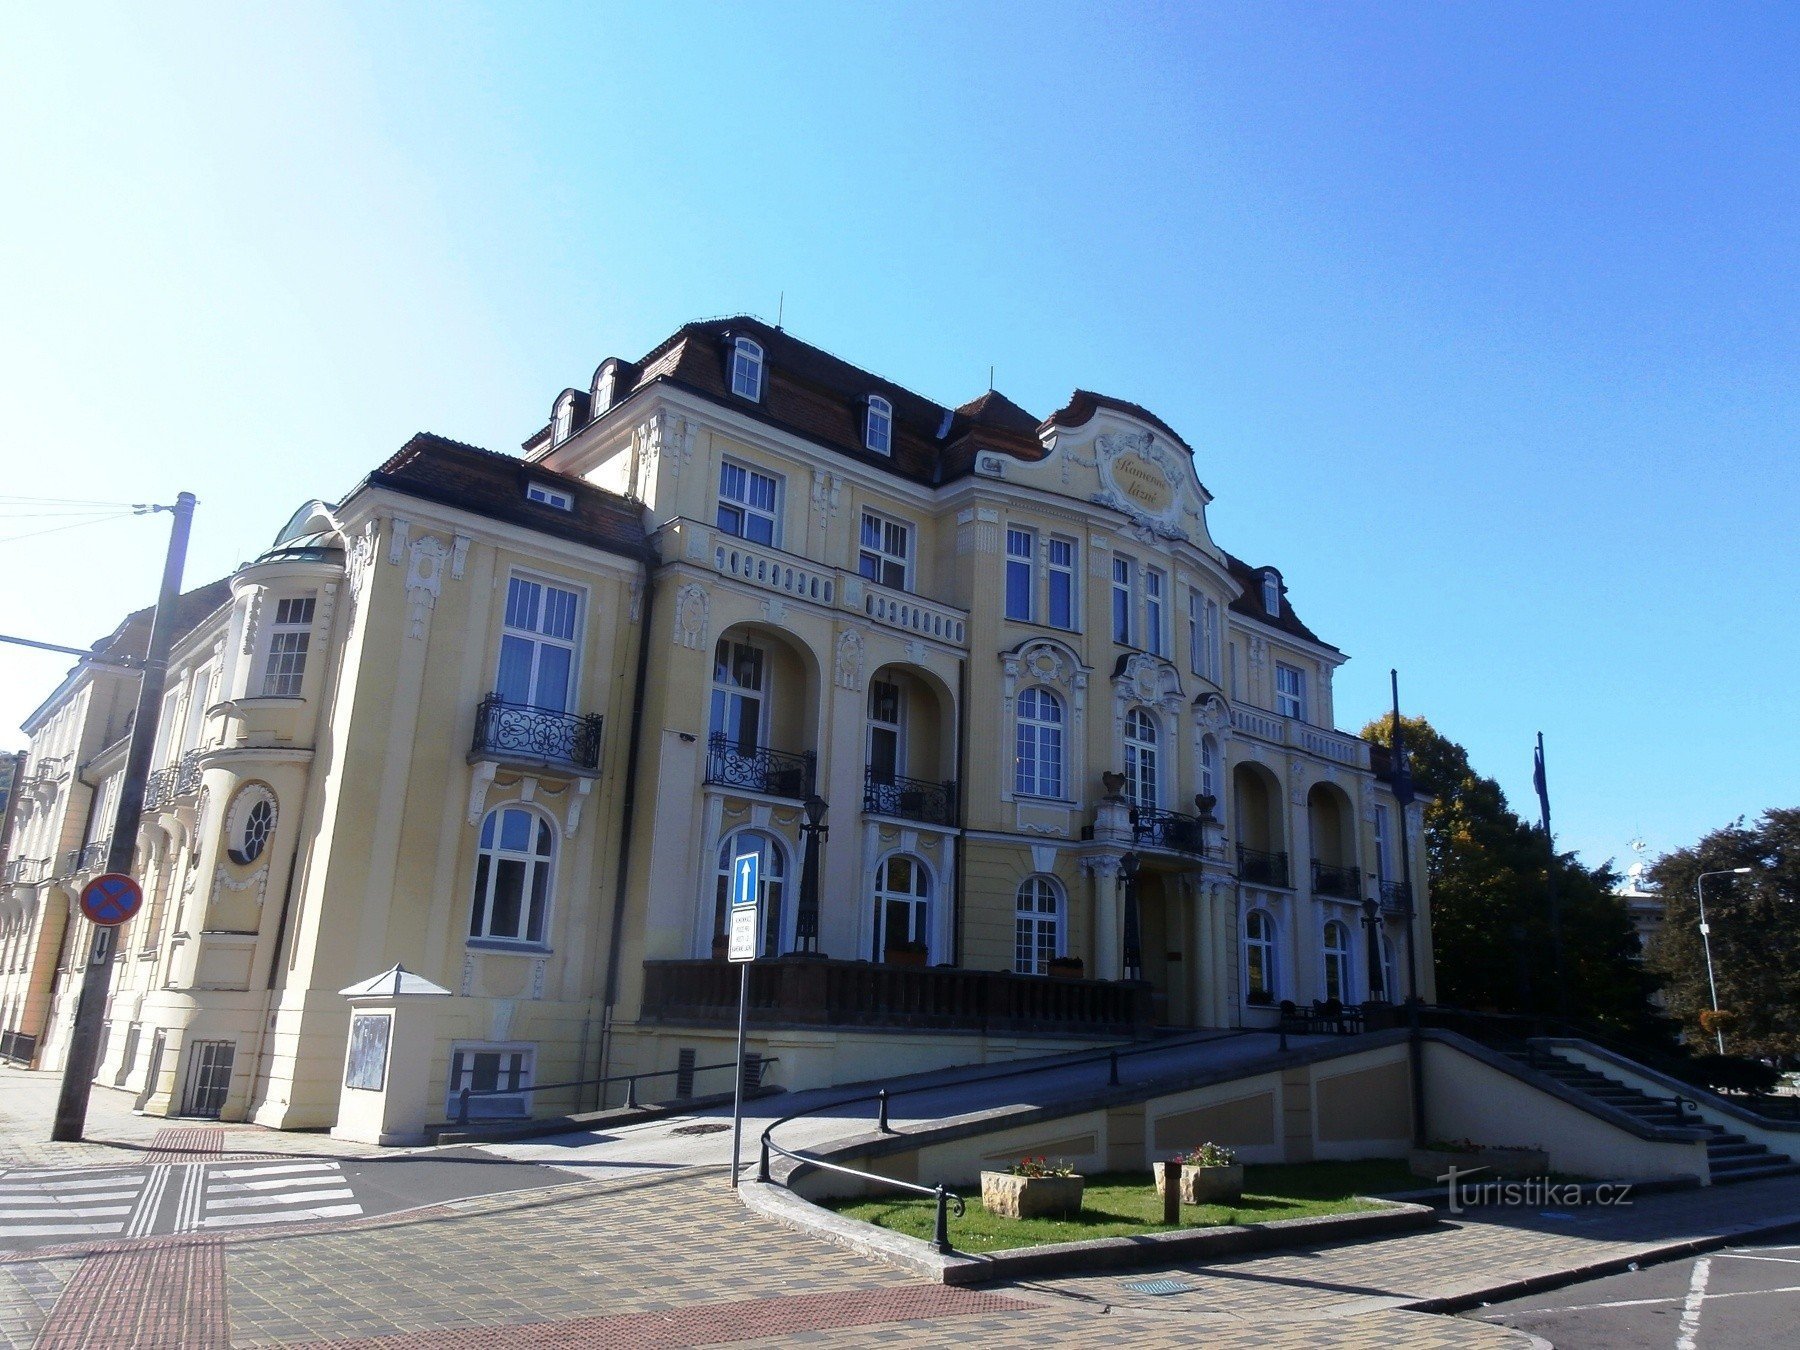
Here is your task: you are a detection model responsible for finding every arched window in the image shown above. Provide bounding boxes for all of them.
[1322,920,1351,1004]
[1262,570,1281,617]
[730,337,764,401]
[1244,908,1277,999]
[1124,708,1159,809]
[715,831,787,957]
[552,392,575,445]
[1199,734,1220,803]
[1014,875,1064,975]
[225,785,277,866]
[1014,687,1064,798]
[865,395,893,454]
[471,806,554,944]
[873,854,931,961]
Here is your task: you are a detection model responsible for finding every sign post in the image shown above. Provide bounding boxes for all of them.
[728,850,760,1189]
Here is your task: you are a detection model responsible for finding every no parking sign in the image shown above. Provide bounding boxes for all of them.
[79,873,143,927]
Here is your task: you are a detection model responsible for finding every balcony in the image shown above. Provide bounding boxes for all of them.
[173,750,204,796]
[642,957,1151,1038]
[64,840,111,878]
[1227,706,1371,770]
[1129,806,1216,858]
[144,765,176,811]
[1237,845,1289,888]
[1380,880,1413,916]
[705,734,816,799]
[863,769,956,826]
[471,695,603,773]
[1311,860,1363,899]
[861,582,968,645]
[1,857,46,886]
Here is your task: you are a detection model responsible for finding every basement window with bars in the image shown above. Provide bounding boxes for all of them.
[445,1043,534,1119]
[260,595,315,696]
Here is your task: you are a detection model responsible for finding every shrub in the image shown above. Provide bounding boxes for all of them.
[1175,1142,1236,1167]
[1007,1156,1077,1178]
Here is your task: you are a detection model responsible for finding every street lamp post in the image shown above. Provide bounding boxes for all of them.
[1696,867,1753,1054]
[1361,897,1385,1002]
[1120,852,1142,982]
[793,794,828,956]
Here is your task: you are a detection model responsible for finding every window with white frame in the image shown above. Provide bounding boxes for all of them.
[1048,537,1077,629]
[717,460,780,545]
[260,595,316,697]
[709,638,766,754]
[1199,734,1220,802]
[865,395,893,454]
[1005,527,1035,621]
[1014,876,1064,975]
[1244,908,1277,998]
[867,679,903,783]
[552,395,574,445]
[858,511,911,590]
[1014,687,1065,798]
[526,482,573,511]
[1380,933,1398,1001]
[470,806,554,944]
[497,577,580,712]
[225,785,277,866]
[730,337,764,400]
[872,854,931,960]
[1124,708,1159,809]
[715,830,786,957]
[1145,568,1167,657]
[1274,662,1306,721]
[1111,556,1134,644]
[1262,570,1281,616]
[1323,919,1352,1003]
[1189,591,1221,683]
[445,1043,533,1119]
[1374,804,1393,883]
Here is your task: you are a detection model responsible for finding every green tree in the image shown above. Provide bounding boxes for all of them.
[1360,714,1661,1036]
[1646,809,1800,1061]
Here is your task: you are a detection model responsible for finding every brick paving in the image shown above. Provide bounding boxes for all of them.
[34,1239,227,1349]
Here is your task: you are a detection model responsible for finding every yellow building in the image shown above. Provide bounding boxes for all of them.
[2,317,1432,1133]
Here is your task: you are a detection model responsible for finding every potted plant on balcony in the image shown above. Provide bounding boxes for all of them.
[981,1156,1084,1219]
[883,940,929,968]
[1047,955,1085,980]
[1156,1142,1243,1204]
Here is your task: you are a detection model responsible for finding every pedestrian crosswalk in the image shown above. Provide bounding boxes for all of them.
[0,1158,364,1246]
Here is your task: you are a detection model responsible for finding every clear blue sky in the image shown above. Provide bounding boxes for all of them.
[2,2,1795,876]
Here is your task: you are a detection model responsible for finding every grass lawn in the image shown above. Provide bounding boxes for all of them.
[821,1158,1417,1253]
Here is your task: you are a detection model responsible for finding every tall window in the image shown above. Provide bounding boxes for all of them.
[1323,920,1351,1003]
[1014,876,1064,975]
[715,831,786,957]
[872,854,931,960]
[1014,688,1064,798]
[730,337,764,400]
[1199,735,1220,801]
[1245,908,1277,999]
[1381,934,1399,1001]
[1111,556,1134,644]
[1189,592,1220,682]
[709,639,765,753]
[1374,805,1393,883]
[1005,528,1035,621]
[1262,570,1281,616]
[867,679,903,783]
[261,595,315,697]
[865,395,893,454]
[1275,662,1306,721]
[858,511,911,590]
[471,807,554,944]
[717,460,780,545]
[1048,537,1077,629]
[497,577,579,711]
[1144,568,1167,657]
[1124,708,1159,809]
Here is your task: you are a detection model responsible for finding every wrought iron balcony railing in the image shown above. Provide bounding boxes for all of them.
[1380,880,1413,916]
[1,857,46,886]
[1130,805,1211,857]
[471,695,603,771]
[705,734,816,799]
[863,768,956,826]
[64,840,111,878]
[1311,860,1362,899]
[1237,845,1289,888]
[144,765,176,811]
[172,750,204,797]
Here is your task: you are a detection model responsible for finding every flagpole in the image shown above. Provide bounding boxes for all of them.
[1534,733,1569,1022]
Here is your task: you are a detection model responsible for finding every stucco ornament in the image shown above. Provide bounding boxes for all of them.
[1113,653,1184,713]
[834,629,865,691]
[1194,692,1230,734]
[402,534,450,640]
[672,582,710,650]
[1089,430,1190,541]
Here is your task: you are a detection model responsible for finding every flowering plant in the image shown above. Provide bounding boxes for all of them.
[1007,1156,1077,1178]
[1175,1142,1236,1168]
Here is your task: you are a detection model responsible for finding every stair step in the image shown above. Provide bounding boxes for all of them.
[1710,1143,1774,1160]
[1711,1160,1800,1184]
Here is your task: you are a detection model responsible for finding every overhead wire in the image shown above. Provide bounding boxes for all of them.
[0,511,142,546]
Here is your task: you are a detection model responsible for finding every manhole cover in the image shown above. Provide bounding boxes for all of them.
[1121,1278,1198,1296]
[669,1122,730,1136]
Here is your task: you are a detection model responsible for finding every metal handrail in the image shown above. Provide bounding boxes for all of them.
[454,1054,777,1127]
[754,1030,1254,1254]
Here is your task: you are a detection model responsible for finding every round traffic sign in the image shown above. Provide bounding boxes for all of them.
[79,873,143,927]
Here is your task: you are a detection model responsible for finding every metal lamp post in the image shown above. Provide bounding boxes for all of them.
[1120,852,1142,982]
[1696,866,1753,1054]
[1361,897,1385,1002]
[793,794,828,955]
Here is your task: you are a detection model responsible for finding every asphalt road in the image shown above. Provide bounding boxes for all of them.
[1471,1237,1800,1349]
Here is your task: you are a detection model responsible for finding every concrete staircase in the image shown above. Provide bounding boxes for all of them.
[1513,1047,1798,1184]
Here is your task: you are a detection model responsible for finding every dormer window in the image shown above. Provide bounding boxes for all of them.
[865,396,893,455]
[527,483,573,511]
[1262,570,1281,617]
[730,337,764,401]
[552,393,576,446]
[591,361,616,415]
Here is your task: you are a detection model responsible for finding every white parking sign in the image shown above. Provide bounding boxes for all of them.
[728,851,760,963]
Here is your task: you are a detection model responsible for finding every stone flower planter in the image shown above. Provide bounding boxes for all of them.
[1408,1145,1549,1179]
[980,1170,1085,1219]
[1156,1161,1245,1205]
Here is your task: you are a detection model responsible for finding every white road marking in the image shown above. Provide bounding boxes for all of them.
[213,1162,337,1179]
[125,1165,170,1239]
[1714,1252,1800,1266]
[1675,1256,1711,1350]
[202,1203,359,1228]
[207,1188,355,1210]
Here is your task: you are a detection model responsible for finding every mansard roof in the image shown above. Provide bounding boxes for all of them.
[1220,552,1337,652]
[363,433,649,561]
